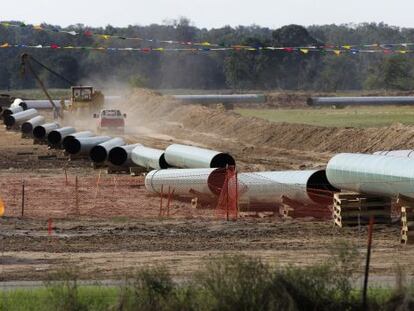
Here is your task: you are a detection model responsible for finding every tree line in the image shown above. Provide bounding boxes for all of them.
[1,19,414,91]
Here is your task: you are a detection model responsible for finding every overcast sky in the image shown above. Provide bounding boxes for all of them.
[2,0,414,29]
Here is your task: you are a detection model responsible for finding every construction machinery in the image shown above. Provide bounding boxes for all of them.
[20,53,104,117]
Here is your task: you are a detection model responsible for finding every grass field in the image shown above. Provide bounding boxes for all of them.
[237,106,414,128]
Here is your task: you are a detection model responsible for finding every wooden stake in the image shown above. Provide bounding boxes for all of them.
[21,180,25,218]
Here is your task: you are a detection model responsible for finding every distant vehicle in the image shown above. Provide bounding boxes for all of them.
[93,109,126,134]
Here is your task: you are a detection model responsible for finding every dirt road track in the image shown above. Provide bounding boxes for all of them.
[1,217,413,281]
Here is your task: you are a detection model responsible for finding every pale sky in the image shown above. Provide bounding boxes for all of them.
[2,0,414,29]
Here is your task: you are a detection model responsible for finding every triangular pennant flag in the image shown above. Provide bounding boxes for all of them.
[0,43,9,48]
[300,49,309,54]
[284,47,294,52]
[50,44,60,49]
[66,31,77,36]
[33,25,43,30]
[342,45,352,50]
[399,50,408,54]
[201,42,211,46]
[333,50,341,56]
[84,31,93,37]
[100,35,110,40]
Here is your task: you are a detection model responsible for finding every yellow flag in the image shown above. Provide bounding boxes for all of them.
[64,46,74,49]
[333,50,341,56]
[0,43,9,48]
[33,25,43,30]
[153,48,165,52]
[101,34,110,40]
[342,45,351,50]
[400,50,408,54]
[1,22,10,27]
[300,49,309,54]
[201,42,211,46]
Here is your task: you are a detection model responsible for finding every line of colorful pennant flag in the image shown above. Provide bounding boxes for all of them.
[1,42,414,55]
[2,21,414,52]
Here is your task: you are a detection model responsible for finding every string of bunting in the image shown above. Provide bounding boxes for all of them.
[2,21,414,52]
[0,42,413,55]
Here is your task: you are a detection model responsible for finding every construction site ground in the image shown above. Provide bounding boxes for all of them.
[1,89,414,283]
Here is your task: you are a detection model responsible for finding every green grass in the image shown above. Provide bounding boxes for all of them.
[1,247,414,311]
[0,287,119,311]
[237,106,414,128]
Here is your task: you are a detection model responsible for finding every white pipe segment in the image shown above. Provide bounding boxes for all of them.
[108,144,143,166]
[145,168,227,197]
[47,127,77,146]
[62,131,94,149]
[237,170,337,206]
[131,145,169,170]
[64,136,112,155]
[21,116,45,134]
[89,137,125,163]
[4,109,38,127]
[164,144,235,168]
[327,153,414,199]
[33,122,60,140]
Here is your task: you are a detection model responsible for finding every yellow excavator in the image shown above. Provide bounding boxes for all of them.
[20,53,104,118]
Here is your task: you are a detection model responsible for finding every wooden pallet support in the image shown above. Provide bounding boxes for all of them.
[333,192,392,228]
[398,195,414,244]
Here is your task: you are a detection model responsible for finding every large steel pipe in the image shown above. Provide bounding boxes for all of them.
[90,137,125,163]
[131,145,169,170]
[308,96,414,106]
[10,98,25,109]
[4,109,38,127]
[2,106,24,119]
[172,94,266,104]
[145,168,227,197]
[33,122,60,140]
[238,170,337,206]
[65,136,112,155]
[21,116,45,135]
[374,150,414,158]
[62,131,94,149]
[327,153,414,199]
[165,144,235,169]
[108,144,142,166]
[47,127,76,146]
[19,100,67,110]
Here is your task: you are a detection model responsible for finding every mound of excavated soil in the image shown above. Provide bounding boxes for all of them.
[123,89,414,155]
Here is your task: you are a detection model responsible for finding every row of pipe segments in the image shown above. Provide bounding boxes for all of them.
[4,98,414,210]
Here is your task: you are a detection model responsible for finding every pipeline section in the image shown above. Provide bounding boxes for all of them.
[90,137,125,163]
[21,116,45,135]
[165,144,235,168]
[33,122,60,140]
[108,143,142,166]
[145,168,226,197]
[326,153,414,199]
[308,96,414,106]
[47,127,76,146]
[131,145,169,170]
[62,131,94,149]
[172,94,266,104]
[64,136,112,155]
[4,109,39,128]
[238,170,337,206]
